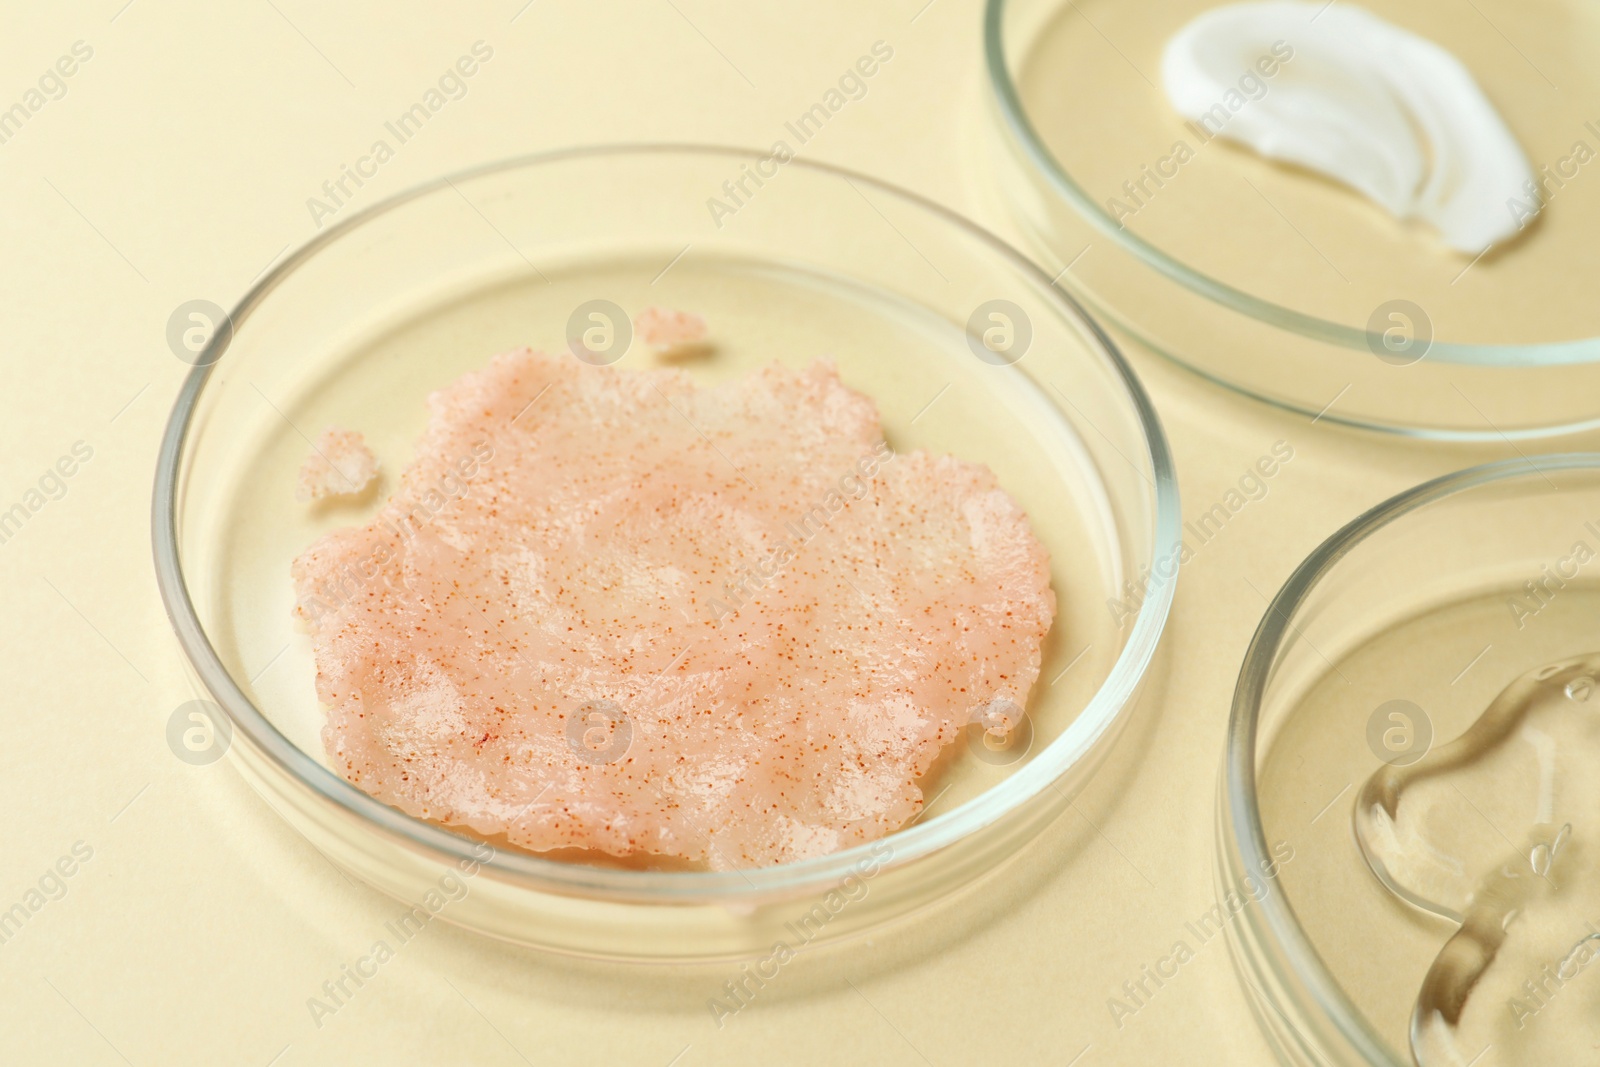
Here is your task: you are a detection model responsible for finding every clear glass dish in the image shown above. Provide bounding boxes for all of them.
[983,0,1600,439]
[152,145,1179,961]
[1220,454,1600,1063]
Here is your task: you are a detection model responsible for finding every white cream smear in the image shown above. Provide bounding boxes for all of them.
[1162,2,1537,254]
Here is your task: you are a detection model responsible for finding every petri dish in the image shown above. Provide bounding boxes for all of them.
[983,0,1600,438]
[1220,454,1600,1063]
[152,145,1179,961]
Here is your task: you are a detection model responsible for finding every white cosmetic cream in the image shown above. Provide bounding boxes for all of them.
[1162,2,1536,254]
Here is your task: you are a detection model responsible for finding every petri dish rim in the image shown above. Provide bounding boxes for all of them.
[981,0,1600,370]
[1222,452,1600,1064]
[151,143,1181,903]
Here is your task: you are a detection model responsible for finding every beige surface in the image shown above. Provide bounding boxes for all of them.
[2,2,1593,1065]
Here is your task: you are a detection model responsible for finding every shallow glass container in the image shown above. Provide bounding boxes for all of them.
[984,0,1600,438]
[153,145,1180,960]
[1221,454,1600,1063]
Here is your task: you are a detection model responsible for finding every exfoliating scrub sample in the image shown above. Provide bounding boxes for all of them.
[1356,654,1600,1065]
[289,344,1055,871]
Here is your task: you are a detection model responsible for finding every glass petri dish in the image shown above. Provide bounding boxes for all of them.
[1220,454,1600,1063]
[152,145,1179,961]
[983,0,1600,439]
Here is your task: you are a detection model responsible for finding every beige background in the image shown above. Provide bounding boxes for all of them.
[1,2,1589,1064]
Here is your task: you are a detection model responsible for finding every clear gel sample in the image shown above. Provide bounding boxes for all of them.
[1355,653,1600,1065]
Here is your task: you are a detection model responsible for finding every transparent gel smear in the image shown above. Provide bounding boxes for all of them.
[1354,653,1600,1065]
